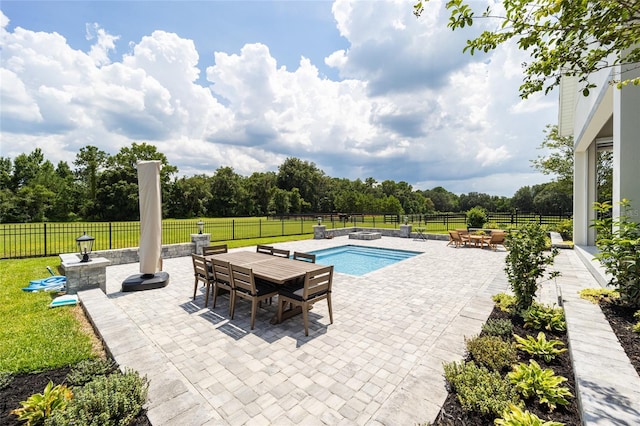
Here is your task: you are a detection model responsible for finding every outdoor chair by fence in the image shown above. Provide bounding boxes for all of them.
[271,248,291,258]
[230,264,278,330]
[256,245,273,255]
[191,254,215,307]
[211,258,234,314]
[485,231,507,251]
[293,251,316,263]
[447,230,470,248]
[277,265,334,336]
[203,244,228,256]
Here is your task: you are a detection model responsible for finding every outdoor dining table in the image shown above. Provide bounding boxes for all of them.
[205,250,328,323]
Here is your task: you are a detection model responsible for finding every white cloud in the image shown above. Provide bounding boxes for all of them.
[0,2,558,197]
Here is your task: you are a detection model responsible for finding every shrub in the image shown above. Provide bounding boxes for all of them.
[633,310,640,334]
[11,381,73,425]
[66,358,118,387]
[522,304,566,332]
[485,221,501,230]
[482,318,514,337]
[504,223,560,312]
[578,288,619,304]
[495,403,564,426]
[493,293,517,313]
[444,361,520,417]
[507,360,572,411]
[553,218,573,241]
[466,335,518,372]
[592,199,640,308]
[467,206,488,229]
[46,369,148,426]
[514,332,567,363]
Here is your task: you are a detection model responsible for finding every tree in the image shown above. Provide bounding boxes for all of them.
[531,125,574,197]
[414,0,640,98]
[74,146,108,207]
[276,157,325,212]
[422,186,459,212]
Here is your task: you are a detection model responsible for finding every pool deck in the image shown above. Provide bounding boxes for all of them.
[78,236,640,425]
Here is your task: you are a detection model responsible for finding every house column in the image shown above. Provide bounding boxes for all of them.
[573,143,597,245]
[613,74,640,222]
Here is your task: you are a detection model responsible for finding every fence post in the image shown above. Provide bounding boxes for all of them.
[44,223,47,257]
[232,219,236,240]
[259,219,262,238]
[301,216,303,234]
[281,218,285,236]
[109,222,113,249]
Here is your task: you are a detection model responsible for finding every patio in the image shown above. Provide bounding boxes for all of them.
[78,236,640,425]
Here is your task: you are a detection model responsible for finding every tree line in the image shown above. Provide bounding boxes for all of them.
[1,128,586,223]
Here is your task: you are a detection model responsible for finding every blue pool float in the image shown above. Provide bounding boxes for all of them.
[23,267,67,292]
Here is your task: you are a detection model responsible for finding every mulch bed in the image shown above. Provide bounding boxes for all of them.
[599,301,640,376]
[0,367,150,426]
[433,307,580,426]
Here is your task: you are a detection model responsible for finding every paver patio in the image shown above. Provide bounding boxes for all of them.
[79,235,640,425]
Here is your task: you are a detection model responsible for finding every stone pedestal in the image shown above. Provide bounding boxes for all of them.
[191,233,211,254]
[400,224,412,238]
[60,254,111,294]
[314,225,326,239]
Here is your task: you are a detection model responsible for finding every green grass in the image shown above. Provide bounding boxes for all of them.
[0,257,97,373]
[0,235,314,374]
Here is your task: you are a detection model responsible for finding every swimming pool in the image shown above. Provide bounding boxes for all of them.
[309,245,420,276]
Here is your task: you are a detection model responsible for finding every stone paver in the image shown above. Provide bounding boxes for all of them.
[78,236,640,425]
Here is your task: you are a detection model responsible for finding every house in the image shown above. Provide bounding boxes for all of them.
[559,62,640,246]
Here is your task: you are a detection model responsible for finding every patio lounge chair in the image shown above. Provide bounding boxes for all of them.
[230,264,278,330]
[447,230,470,248]
[486,230,507,251]
[192,254,215,307]
[277,265,334,336]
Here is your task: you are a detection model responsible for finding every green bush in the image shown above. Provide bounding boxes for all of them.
[578,288,619,304]
[514,332,567,363]
[66,358,118,387]
[493,293,517,313]
[444,361,520,417]
[522,304,566,332]
[507,360,572,411]
[467,206,488,229]
[11,381,73,425]
[466,335,518,372]
[495,403,564,426]
[592,199,640,308]
[46,369,148,426]
[482,318,514,337]
[553,218,573,241]
[504,223,560,312]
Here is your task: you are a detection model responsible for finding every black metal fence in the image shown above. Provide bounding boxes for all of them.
[1,212,571,260]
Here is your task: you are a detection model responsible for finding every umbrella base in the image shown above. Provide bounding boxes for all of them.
[122,271,169,292]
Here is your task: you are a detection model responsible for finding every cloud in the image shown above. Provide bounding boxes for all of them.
[0,2,557,196]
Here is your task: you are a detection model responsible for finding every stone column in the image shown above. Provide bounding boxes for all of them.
[314,225,326,239]
[60,254,111,294]
[191,233,211,254]
[399,224,412,238]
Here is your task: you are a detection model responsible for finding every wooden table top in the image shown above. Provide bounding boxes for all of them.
[207,251,326,285]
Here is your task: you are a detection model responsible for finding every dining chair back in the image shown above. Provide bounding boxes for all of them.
[271,248,291,258]
[203,244,228,256]
[256,245,273,255]
[191,254,215,307]
[293,251,316,263]
[230,264,278,330]
[277,265,334,336]
[211,258,234,314]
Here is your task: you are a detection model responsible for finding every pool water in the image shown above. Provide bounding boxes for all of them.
[309,245,420,276]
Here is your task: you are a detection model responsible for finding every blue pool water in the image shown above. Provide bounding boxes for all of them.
[309,245,420,276]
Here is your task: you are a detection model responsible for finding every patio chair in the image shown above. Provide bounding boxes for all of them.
[486,230,507,251]
[256,245,273,255]
[447,230,470,248]
[211,258,234,314]
[230,264,278,330]
[202,244,228,256]
[277,265,334,336]
[191,254,215,307]
[271,248,291,258]
[293,251,316,263]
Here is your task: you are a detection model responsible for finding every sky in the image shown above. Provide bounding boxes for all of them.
[0,0,559,197]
